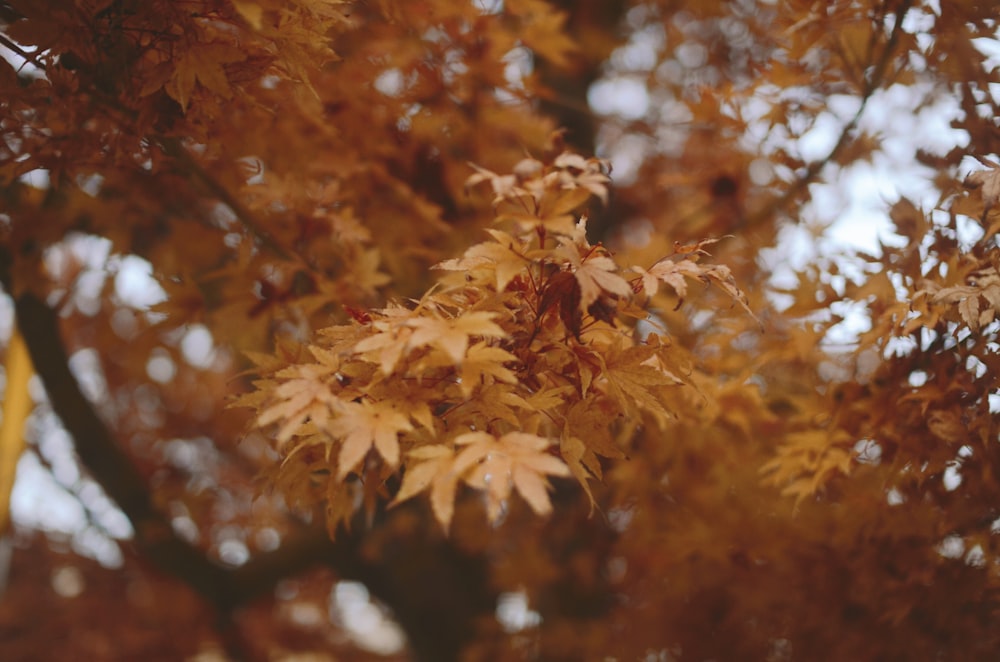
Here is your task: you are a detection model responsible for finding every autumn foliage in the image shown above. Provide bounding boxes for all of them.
[3,1,1000,661]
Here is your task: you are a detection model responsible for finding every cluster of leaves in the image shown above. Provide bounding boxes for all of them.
[246,153,753,532]
[762,159,1000,501]
[7,0,1000,659]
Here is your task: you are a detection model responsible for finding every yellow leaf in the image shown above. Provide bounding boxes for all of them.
[354,326,414,375]
[231,0,264,29]
[433,231,528,292]
[455,431,569,521]
[0,330,32,534]
[555,239,632,312]
[596,344,674,426]
[560,435,597,513]
[406,311,507,365]
[392,445,460,531]
[573,255,633,312]
[257,365,340,444]
[456,343,519,397]
[329,400,413,478]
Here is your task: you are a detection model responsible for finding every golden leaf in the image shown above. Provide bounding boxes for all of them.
[406,311,507,365]
[454,431,570,521]
[964,157,1000,212]
[433,231,528,292]
[329,400,414,478]
[393,445,461,530]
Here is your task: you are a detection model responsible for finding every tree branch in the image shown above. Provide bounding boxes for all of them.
[0,246,339,605]
[0,244,497,661]
[745,0,916,229]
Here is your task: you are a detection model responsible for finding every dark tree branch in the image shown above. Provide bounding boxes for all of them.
[744,0,916,230]
[534,0,628,243]
[0,243,497,661]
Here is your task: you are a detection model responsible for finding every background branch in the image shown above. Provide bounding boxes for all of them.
[0,244,496,661]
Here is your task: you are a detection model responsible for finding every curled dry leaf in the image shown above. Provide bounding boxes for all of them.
[964,157,1000,213]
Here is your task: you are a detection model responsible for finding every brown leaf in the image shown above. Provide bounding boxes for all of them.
[964,157,1000,213]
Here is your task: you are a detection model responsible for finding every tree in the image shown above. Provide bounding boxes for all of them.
[2,0,1000,660]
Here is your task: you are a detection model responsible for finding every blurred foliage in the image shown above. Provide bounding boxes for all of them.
[2,0,1000,660]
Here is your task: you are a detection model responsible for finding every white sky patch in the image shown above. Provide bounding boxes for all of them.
[973,36,1000,70]
[496,590,542,632]
[473,0,504,15]
[330,581,407,655]
[599,131,651,184]
[11,452,87,534]
[611,23,665,71]
[114,255,167,309]
[146,349,177,383]
[503,45,532,90]
[180,324,215,368]
[800,84,968,255]
[796,96,862,161]
[589,77,651,121]
[374,68,404,97]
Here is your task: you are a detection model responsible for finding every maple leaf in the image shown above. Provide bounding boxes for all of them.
[164,42,246,112]
[538,187,594,223]
[931,265,1000,331]
[452,431,570,522]
[526,385,577,413]
[231,0,264,30]
[328,400,414,479]
[635,256,759,324]
[964,157,1000,214]
[458,384,536,428]
[353,325,414,375]
[564,398,627,462]
[574,255,633,312]
[672,236,733,256]
[512,157,544,179]
[553,152,591,170]
[466,163,524,206]
[349,248,391,296]
[595,344,675,426]
[406,311,507,365]
[555,238,633,313]
[701,263,760,324]
[433,229,528,292]
[539,270,583,337]
[761,428,855,504]
[509,0,579,70]
[560,435,599,513]
[392,445,462,530]
[256,364,340,444]
[553,152,612,205]
[456,343,519,397]
[633,258,704,303]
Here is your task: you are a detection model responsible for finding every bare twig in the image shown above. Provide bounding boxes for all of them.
[746,0,916,228]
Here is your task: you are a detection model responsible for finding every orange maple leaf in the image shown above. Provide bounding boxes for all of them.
[406,311,507,365]
[454,431,570,521]
[555,238,632,312]
[392,445,461,530]
[328,400,414,479]
[964,157,1000,213]
[164,42,245,111]
[433,229,528,292]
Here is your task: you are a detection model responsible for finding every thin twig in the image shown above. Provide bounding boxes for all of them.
[154,136,294,262]
[746,0,916,228]
[0,32,46,72]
